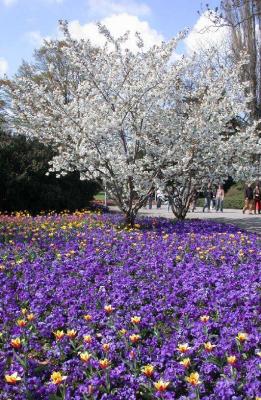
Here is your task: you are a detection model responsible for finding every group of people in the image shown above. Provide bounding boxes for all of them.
[144,188,171,210]
[144,182,261,215]
[202,184,225,213]
[201,182,261,214]
[242,183,261,215]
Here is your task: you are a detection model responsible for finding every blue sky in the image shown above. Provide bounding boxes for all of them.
[0,0,220,76]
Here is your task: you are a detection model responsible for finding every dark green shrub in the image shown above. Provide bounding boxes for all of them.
[0,131,99,213]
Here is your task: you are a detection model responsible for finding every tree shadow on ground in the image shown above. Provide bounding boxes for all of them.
[209,216,261,236]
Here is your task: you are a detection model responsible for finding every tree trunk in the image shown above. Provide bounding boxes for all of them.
[169,187,191,220]
[124,210,137,227]
[171,205,189,220]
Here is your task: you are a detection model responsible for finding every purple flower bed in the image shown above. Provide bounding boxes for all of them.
[0,212,260,399]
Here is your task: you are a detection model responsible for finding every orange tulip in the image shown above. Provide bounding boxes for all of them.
[5,372,22,384]
[186,372,201,386]
[154,380,170,392]
[141,364,154,377]
[50,371,67,385]
[99,358,110,369]
[11,337,22,349]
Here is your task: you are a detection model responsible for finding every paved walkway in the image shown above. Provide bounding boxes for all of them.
[110,206,261,235]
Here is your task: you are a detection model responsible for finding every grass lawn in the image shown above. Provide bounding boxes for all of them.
[94,192,106,202]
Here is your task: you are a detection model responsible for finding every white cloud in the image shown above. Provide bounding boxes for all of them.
[24,30,52,48]
[2,0,17,6]
[184,12,230,54]
[68,13,163,52]
[24,14,163,53]
[25,31,45,46]
[87,0,151,18]
[0,57,8,76]
[2,0,63,5]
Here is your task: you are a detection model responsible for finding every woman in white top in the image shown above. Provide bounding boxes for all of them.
[215,184,225,212]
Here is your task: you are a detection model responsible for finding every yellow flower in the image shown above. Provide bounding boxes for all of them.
[131,316,141,325]
[177,343,191,353]
[99,358,110,369]
[5,372,22,384]
[104,304,114,314]
[53,330,65,341]
[21,308,27,315]
[236,332,248,343]
[11,337,22,349]
[27,313,35,322]
[83,334,92,344]
[129,334,141,343]
[50,371,67,385]
[119,328,127,335]
[179,358,191,368]
[200,315,210,323]
[227,355,237,366]
[67,329,77,339]
[84,314,92,321]
[185,372,201,386]
[102,343,111,352]
[79,351,92,363]
[154,379,170,392]
[17,319,27,328]
[141,364,154,377]
[204,342,216,352]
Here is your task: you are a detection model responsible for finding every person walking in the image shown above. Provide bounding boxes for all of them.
[216,184,225,212]
[203,184,213,212]
[148,190,154,210]
[211,187,216,210]
[242,183,254,214]
[190,188,198,212]
[156,189,163,209]
[253,184,261,214]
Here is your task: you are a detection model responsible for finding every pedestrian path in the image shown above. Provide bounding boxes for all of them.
[109,206,261,235]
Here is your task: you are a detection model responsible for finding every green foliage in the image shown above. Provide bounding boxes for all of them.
[0,131,99,213]
[223,182,244,209]
[223,198,244,209]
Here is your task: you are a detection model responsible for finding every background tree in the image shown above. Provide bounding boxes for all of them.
[206,0,261,121]
[203,1,261,181]
[18,39,83,105]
